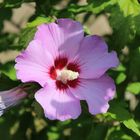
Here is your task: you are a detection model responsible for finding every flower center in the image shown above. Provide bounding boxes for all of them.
[56,68,79,84]
[49,56,80,90]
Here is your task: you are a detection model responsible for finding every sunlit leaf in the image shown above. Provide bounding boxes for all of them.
[27,16,55,28]
[116,72,126,84]
[118,0,140,17]
[123,119,140,137]
[126,82,140,94]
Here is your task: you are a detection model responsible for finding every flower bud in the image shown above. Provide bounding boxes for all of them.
[0,86,27,116]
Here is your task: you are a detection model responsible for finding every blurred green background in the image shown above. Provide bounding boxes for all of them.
[0,0,140,139]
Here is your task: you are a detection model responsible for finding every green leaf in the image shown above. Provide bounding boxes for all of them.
[0,73,19,91]
[134,14,140,34]
[107,101,140,136]
[57,1,116,18]
[126,82,140,94]
[88,0,140,17]
[116,72,126,84]
[129,47,140,79]
[0,61,17,80]
[123,119,140,137]
[18,27,36,49]
[115,64,126,72]
[118,0,140,17]
[107,101,131,121]
[87,124,108,140]
[27,16,55,28]
[0,0,34,8]
[87,0,117,14]
[47,132,59,140]
[109,6,136,50]
[0,33,21,52]
[107,130,133,140]
[0,0,22,8]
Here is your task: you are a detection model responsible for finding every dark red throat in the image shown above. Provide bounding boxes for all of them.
[49,56,80,90]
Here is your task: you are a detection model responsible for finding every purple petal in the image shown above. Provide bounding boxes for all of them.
[15,40,54,87]
[35,86,81,121]
[77,35,119,79]
[69,75,115,114]
[34,18,84,60]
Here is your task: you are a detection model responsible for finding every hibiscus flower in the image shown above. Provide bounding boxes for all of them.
[15,18,119,121]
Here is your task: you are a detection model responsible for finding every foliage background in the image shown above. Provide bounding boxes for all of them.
[0,0,140,139]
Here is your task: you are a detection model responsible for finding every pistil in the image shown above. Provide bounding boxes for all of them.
[56,68,79,84]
